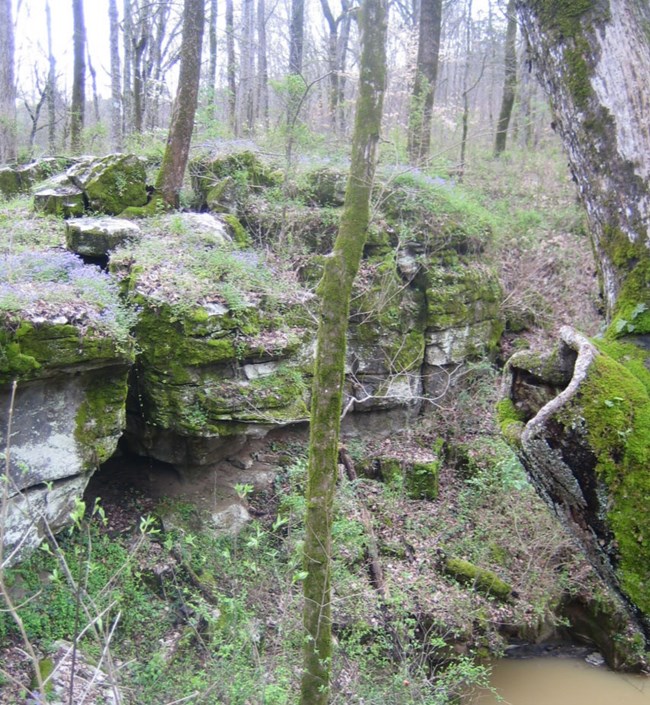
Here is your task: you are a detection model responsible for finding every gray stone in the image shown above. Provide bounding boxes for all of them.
[66,217,142,257]
[425,320,498,366]
[33,174,85,217]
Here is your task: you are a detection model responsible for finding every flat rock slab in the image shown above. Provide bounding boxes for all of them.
[33,173,85,217]
[66,217,142,257]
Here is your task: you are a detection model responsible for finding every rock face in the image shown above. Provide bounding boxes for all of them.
[500,327,650,645]
[34,154,148,217]
[0,252,134,561]
[3,155,506,548]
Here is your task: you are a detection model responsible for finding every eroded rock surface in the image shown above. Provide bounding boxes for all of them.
[500,327,650,656]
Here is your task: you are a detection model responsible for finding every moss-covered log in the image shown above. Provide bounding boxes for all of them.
[300,0,388,702]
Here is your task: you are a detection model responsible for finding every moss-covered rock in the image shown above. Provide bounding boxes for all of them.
[33,173,85,218]
[190,150,281,210]
[501,326,650,641]
[299,167,348,207]
[378,454,440,500]
[66,217,142,258]
[68,153,148,215]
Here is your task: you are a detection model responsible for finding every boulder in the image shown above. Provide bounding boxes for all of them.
[500,327,650,644]
[0,158,65,199]
[66,217,142,258]
[67,153,148,215]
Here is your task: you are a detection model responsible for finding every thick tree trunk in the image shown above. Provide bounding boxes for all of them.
[516,0,650,335]
[407,0,442,165]
[70,0,86,154]
[109,0,123,150]
[494,0,517,156]
[289,0,305,75]
[156,0,205,207]
[0,0,16,164]
[299,0,388,702]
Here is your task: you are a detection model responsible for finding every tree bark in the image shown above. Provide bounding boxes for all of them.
[257,0,269,128]
[407,0,443,165]
[207,0,218,121]
[494,0,517,156]
[516,0,650,335]
[122,0,134,136]
[156,0,205,208]
[0,0,16,164]
[225,0,237,134]
[299,0,388,702]
[109,0,123,150]
[46,0,57,153]
[238,0,256,134]
[289,0,305,75]
[70,0,86,154]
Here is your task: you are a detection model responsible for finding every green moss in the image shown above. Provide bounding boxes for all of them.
[565,39,593,109]
[379,456,440,500]
[601,226,650,337]
[443,557,512,601]
[496,398,525,446]
[566,342,650,612]
[74,370,129,468]
[222,214,251,247]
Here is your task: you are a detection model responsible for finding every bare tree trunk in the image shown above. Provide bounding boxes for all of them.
[238,0,255,134]
[133,8,147,135]
[123,0,134,136]
[407,0,442,165]
[70,0,86,154]
[516,0,650,332]
[458,0,473,180]
[87,49,100,124]
[0,0,16,164]
[207,0,218,121]
[289,0,305,75]
[299,0,388,702]
[109,0,123,150]
[225,0,237,134]
[156,0,205,207]
[494,0,517,156]
[335,2,351,134]
[257,0,269,128]
[46,0,57,153]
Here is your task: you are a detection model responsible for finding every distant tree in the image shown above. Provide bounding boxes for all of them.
[287,0,305,124]
[122,0,134,135]
[257,0,269,127]
[156,0,205,207]
[494,0,517,156]
[238,0,256,133]
[225,0,237,133]
[407,0,443,165]
[0,0,16,163]
[46,0,57,153]
[70,0,87,154]
[516,0,650,331]
[108,0,123,150]
[207,0,218,120]
[299,0,388,702]
[319,0,352,134]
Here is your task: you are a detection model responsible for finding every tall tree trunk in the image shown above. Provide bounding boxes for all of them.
[156,0,205,207]
[87,49,100,124]
[494,0,517,156]
[335,2,351,134]
[299,0,388,702]
[123,0,134,136]
[516,0,650,333]
[319,0,339,131]
[289,0,305,75]
[133,13,147,134]
[407,0,442,165]
[458,0,473,180]
[225,0,237,134]
[46,0,57,153]
[109,0,123,150]
[0,0,16,164]
[207,0,218,121]
[70,0,86,154]
[257,0,269,128]
[238,0,255,134]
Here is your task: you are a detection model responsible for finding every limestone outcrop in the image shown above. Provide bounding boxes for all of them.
[0,252,134,561]
[34,154,148,217]
[500,327,650,646]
